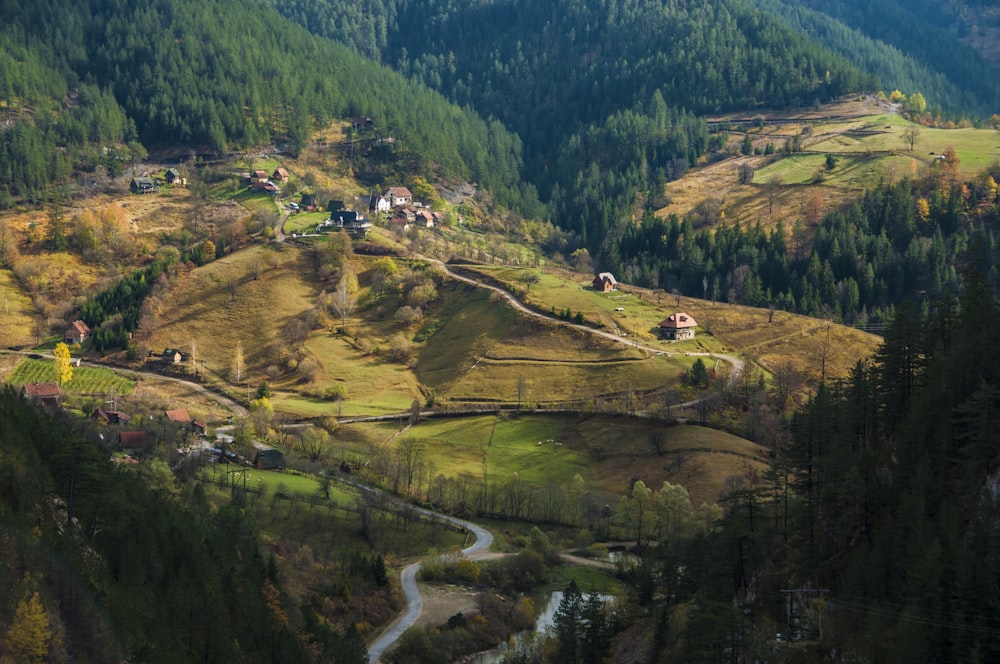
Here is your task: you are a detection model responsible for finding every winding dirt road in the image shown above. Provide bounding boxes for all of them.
[366,507,494,663]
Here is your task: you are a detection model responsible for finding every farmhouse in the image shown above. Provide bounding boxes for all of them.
[593,272,618,292]
[387,186,413,207]
[329,209,372,237]
[165,168,182,184]
[253,449,285,470]
[659,313,698,340]
[162,348,183,364]
[129,177,155,193]
[352,116,375,131]
[64,319,91,344]
[22,382,62,408]
[92,407,130,425]
[272,167,289,182]
[165,408,192,425]
[251,170,269,184]
[414,210,435,228]
[369,193,391,213]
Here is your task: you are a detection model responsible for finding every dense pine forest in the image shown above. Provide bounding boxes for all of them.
[0,0,534,210]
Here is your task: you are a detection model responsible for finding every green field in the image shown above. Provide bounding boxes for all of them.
[389,414,768,507]
[8,358,136,395]
[233,189,279,214]
[275,334,423,417]
[283,211,328,235]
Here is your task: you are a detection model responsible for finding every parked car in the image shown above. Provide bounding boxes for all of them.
[287,201,299,211]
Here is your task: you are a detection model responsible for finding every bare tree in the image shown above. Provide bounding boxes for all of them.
[901,125,921,153]
[766,175,784,214]
[396,439,424,494]
[330,276,356,333]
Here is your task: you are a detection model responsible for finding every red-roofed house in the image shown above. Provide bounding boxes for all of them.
[165,408,192,424]
[64,320,91,344]
[593,272,618,292]
[251,170,269,183]
[659,313,698,341]
[22,382,63,408]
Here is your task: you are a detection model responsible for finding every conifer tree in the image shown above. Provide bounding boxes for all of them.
[6,591,51,664]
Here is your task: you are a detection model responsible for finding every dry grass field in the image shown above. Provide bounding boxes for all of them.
[0,269,37,347]
[146,243,319,378]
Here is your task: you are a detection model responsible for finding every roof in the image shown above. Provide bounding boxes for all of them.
[93,408,130,424]
[388,187,412,198]
[659,313,698,329]
[68,320,90,335]
[254,449,285,469]
[273,167,289,178]
[596,272,618,285]
[131,177,154,187]
[166,167,181,177]
[23,382,62,399]
[253,170,268,179]
[165,408,192,423]
[120,431,149,450]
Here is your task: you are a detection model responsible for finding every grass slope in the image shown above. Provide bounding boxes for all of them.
[0,270,36,348]
[147,243,318,377]
[389,414,768,507]
[661,98,1000,228]
[456,264,881,388]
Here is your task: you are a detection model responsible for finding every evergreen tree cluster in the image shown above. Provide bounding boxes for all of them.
[79,255,178,352]
[778,239,1000,660]
[0,388,325,662]
[614,171,1000,325]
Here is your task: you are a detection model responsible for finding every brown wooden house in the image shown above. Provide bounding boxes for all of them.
[593,272,618,292]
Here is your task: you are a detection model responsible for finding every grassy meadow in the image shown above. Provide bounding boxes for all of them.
[386,414,769,507]
[146,243,318,377]
[275,334,423,417]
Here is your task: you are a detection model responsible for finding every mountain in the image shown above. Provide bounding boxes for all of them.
[0,0,533,209]
[269,0,1000,255]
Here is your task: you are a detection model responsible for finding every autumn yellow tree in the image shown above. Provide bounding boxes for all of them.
[916,197,931,224]
[6,591,51,664]
[907,92,927,115]
[53,342,73,386]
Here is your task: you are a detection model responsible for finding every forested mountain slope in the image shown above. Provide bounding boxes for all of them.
[272,0,873,191]
[774,0,1000,115]
[272,0,1000,257]
[0,0,532,209]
